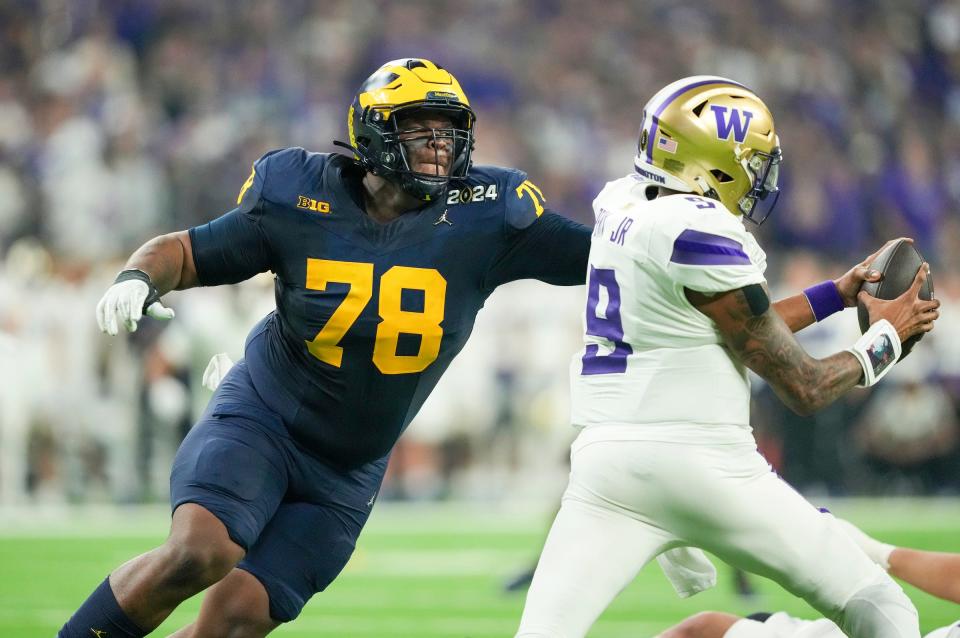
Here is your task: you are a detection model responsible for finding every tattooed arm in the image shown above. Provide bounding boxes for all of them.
[124,231,199,292]
[688,272,939,414]
[688,285,862,415]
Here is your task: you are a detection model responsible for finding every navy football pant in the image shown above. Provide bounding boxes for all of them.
[170,360,387,622]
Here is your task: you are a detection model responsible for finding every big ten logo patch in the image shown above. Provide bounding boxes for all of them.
[297,196,331,214]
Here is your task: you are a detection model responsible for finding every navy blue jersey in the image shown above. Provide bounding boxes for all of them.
[189,147,589,468]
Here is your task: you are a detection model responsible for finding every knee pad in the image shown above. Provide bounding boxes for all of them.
[836,581,919,638]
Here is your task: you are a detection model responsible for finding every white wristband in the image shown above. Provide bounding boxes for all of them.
[847,319,902,387]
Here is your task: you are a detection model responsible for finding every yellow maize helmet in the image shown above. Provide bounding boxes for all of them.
[634,76,782,223]
[342,58,476,201]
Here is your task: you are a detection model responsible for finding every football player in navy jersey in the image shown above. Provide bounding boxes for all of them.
[60,58,591,638]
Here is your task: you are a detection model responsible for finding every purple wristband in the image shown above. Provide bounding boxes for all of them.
[803,280,845,322]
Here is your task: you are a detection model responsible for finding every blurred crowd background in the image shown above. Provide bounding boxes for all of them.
[1,0,959,506]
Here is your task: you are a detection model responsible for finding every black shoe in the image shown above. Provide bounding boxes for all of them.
[734,568,757,599]
[503,568,535,593]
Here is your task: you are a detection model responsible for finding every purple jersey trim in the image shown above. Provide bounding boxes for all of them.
[646,78,748,164]
[670,228,752,266]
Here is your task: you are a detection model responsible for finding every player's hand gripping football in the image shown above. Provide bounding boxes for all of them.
[833,238,910,306]
[96,271,175,336]
[857,264,940,342]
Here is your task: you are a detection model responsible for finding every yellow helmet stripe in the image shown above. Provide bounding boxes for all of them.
[357,59,470,113]
[385,60,452,86]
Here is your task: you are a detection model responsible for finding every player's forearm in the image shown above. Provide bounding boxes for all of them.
[888,548,960,603]
[124,231,198,293]
[722,295,862,414]
[762,350,863,415]
[772,293,816,333]
[690,286,864,414]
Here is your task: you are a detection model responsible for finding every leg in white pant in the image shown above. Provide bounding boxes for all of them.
[659,446,920,638]
[516,436,920,638]
[515,494,673,638]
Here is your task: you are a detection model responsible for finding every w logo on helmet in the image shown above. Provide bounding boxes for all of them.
[711,105,754,143]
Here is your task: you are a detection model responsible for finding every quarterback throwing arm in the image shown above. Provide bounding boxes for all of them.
[681,233,937,414]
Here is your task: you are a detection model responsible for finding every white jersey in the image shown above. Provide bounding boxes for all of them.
[726,613,959,638]
[726,612,843,638]
[926,624,960,638]
[570,174,766,435]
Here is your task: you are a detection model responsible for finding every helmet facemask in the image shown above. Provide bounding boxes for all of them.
[344,58,477,202]
[737,145,782,224]
[355,103,475,201]
[384,105,474,200]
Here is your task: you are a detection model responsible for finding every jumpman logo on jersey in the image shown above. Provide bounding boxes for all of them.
[367,490,378,507]
[90,629,107,638]
[433,209,453,226]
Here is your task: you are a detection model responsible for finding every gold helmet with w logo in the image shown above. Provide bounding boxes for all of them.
[342,58,476,201]
[634,76,782,223]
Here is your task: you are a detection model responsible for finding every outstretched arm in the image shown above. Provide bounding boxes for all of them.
[125,230,199,294]
[97,204,273,335]
[96,231,197,335]
[482,212,591,290]
[890,548,960,604]
[838,518,960,604]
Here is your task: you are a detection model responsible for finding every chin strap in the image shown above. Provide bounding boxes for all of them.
[333,139,363,159]
[847,319,902,387]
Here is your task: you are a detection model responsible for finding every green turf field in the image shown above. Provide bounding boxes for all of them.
[1,499,957,637]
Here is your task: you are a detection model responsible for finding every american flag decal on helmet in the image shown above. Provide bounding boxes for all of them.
[657,136,678,153]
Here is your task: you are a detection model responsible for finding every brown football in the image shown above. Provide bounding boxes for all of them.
[856,239,934,359]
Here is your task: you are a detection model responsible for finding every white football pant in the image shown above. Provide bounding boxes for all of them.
[725,613,958,638]
[515,429,919,638]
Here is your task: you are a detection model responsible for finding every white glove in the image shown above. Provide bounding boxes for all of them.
[96,278,175,336]
[202,353,234,391]
[836,518,896,570]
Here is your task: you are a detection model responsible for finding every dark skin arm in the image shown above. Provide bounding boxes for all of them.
[687,266,939,415]
[772,238,906,333]
[771,293,817,333]
[689,285,863,415]
[124,231,199,294]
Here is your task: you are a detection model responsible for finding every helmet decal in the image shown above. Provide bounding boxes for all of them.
[633,75,781,223]
[644,77,746,164]
[710,105,754,142]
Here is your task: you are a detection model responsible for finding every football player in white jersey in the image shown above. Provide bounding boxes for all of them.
[656,516,960,638]
[514,76,940,638]
[663,612,959,638]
